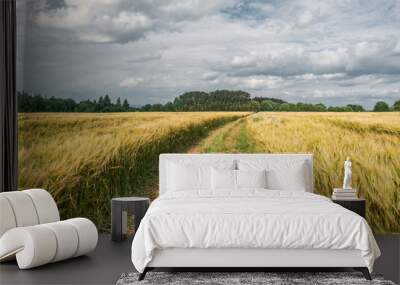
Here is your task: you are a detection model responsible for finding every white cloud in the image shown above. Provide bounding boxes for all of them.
[159,0,236,21]
[217,38,400,78]
[201,71,220,81]
[33,0,237,44]
[36,1,154,43]
[346,38,400,75]
[293,73,346,81]
[296,10,313,27]
[243,76,284,90]
[120,77,144,87]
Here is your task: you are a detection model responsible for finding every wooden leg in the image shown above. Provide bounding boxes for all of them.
[354,267,372,280]
[138,268,148,281]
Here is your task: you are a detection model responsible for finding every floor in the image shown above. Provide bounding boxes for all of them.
[0,235,134,285]
[0,234,399,285]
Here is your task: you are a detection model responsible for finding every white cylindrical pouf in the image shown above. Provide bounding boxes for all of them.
[0,192,39,227]
[23,189,60,224]
[65,218,98,257]
[0,226,57,269]
[0,196,17,237]
[42,221,79,262]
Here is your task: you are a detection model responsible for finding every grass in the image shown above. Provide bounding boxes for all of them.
[236,123,256,152]
[18,112,248,231]
[189,116,257,153]
[188,118,241,153]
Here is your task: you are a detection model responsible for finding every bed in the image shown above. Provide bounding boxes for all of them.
[131,153,380,280]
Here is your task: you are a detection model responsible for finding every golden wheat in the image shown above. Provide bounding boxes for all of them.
[246,112,400,233]
[18,111,399,233]
[18,112,247,231]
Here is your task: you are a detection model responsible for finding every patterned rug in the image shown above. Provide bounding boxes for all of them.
[116,271,395,285]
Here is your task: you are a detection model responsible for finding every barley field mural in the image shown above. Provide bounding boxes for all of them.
[190,112,400,233]
[18,112,247,231]
[16,0,400,236]
[19,111,399,233]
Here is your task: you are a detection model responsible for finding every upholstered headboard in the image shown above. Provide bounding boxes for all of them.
[159,153,313,195]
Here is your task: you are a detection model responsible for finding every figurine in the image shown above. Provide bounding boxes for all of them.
[342,157,352,189]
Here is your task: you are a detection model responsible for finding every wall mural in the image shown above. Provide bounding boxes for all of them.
[17,0,400,233]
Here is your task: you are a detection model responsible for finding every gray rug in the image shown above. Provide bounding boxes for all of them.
[116,272,396,285]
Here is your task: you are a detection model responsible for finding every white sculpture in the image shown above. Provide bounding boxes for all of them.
[342,157,352,189]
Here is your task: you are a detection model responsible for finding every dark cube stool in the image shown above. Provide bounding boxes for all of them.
[332,198,365,218]
[111,197,150,242]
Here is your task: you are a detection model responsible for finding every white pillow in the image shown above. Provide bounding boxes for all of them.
[238,159,308,191]
[266,165,307,191]
[211,168,236,190]
[236,169,267,189]
[166,159,236,193]
[167,162,211,191]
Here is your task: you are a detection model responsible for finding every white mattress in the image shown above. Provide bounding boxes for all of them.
[131,190,380,273]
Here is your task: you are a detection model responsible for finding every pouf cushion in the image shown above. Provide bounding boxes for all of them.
[0,218,98,269]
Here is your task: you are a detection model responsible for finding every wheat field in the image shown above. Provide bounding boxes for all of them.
[248,113,400,233]
[18,112,247,231]
[191,112,400,233]
[18,112,399,233]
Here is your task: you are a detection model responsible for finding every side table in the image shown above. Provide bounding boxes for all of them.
[332,198,366,218]
[111,197,150,242]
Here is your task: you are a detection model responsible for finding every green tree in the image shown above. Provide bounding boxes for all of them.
[393,100,400,111]
[253,97,287,104]
[151,104,163,111]
[141,104,152,111]
[96,96,104,112]
[102,94,112,112]
[116,97,122,110]
[314,103,326,112]
[373,101,390,112]
[164,102,175,111]
[122,99,130,111]
[250,100,261,111]
[76,100,96,112]
[260,100,275,111]
[278,103,292,111]
[347,104,365,112]
[296,103,316,112]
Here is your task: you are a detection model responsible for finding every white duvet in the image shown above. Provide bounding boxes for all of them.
[131,190,380,273]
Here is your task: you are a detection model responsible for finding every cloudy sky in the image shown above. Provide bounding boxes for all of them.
[17,0,400,108]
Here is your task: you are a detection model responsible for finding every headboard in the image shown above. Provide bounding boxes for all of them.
[159,153,314,195]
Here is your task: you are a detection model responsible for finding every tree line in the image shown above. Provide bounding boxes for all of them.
[18,92,132,112]
[17,91,400,112]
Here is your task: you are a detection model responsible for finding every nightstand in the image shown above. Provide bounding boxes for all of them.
[332,198,365,218]
[111,197,150,242]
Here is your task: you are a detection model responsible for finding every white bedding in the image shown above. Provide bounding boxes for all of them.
[131,190,380,273]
